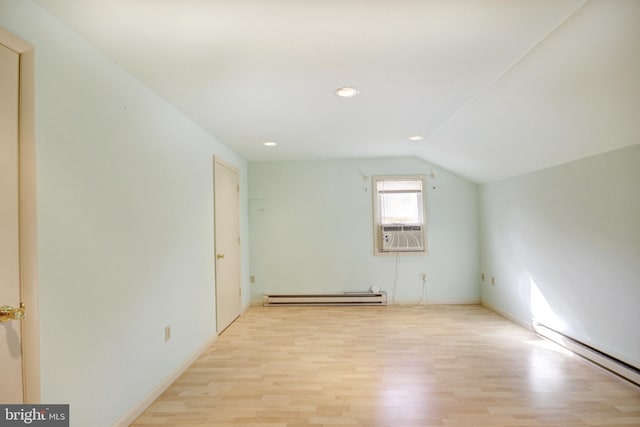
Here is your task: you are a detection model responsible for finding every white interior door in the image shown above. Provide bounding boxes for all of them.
[0,42,24,403]
[214,158,241,333]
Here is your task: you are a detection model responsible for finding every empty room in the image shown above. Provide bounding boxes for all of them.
[0,1,639,426]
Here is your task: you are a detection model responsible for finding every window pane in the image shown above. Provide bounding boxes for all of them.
[376,178,424,224]
[379,192,421,223]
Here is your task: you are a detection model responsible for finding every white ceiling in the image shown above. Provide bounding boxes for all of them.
[33,0,640,183]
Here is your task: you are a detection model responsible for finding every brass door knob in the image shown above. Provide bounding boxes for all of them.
[0,303,25,322]
[216,253,225,260]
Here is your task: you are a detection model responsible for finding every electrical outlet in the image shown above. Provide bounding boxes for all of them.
[165,325,171,342]
[421,273,428,282]
[250,275,256,284]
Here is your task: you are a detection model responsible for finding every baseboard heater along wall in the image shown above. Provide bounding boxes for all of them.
[533,321,640,387]
[263,292,387,307]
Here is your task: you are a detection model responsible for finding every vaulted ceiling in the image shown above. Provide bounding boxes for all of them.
[33,0,640,182]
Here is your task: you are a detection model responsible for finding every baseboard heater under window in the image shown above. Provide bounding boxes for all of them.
[263,292,387,307]
[533,321,640,387]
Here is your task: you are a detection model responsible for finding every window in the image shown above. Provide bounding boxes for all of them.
[373,175,427,254]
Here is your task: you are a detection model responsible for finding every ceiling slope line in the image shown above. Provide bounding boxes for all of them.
[420,0,589,150]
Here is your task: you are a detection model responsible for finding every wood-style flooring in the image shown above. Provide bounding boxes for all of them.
[132,305,640,426]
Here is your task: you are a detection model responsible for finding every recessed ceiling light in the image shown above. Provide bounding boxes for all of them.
[408,135,424,141]
[263,141,277,147]
[335,86,359,98]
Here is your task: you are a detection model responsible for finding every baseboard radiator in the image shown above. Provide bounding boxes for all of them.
[533,322,640,387]
[263,292,387,307]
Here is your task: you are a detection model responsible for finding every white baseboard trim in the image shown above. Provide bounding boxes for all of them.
[481,301,532,330]
[253,298,482,306]
[425,298,480,305]
[113,334,217,427]
[394,298,480,306]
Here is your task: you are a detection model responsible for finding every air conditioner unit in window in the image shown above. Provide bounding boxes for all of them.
[380,224,424,252]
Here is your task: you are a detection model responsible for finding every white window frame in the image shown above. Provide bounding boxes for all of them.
[372,175,427,256]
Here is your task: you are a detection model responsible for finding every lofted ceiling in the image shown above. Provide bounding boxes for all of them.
[33,0,640,183]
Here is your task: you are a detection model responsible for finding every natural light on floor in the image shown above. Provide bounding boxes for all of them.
[524,337,573,356]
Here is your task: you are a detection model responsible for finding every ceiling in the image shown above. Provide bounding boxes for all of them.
[33,0,640,183]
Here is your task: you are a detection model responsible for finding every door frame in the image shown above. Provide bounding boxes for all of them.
[0,28,40,403]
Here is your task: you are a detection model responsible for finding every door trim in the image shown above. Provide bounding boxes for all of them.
[0,28,40,403]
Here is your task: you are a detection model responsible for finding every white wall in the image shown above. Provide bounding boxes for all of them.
[249,157,479,304]
[1,1,250,425]
[479,144,640,368]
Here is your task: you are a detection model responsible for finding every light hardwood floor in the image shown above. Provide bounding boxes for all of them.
[132,305,640,427]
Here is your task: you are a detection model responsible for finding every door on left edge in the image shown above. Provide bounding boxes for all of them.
[0,42,24,403]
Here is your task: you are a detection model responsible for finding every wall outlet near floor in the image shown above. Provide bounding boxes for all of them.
[165,325,171,342]
[250,275,256,284]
